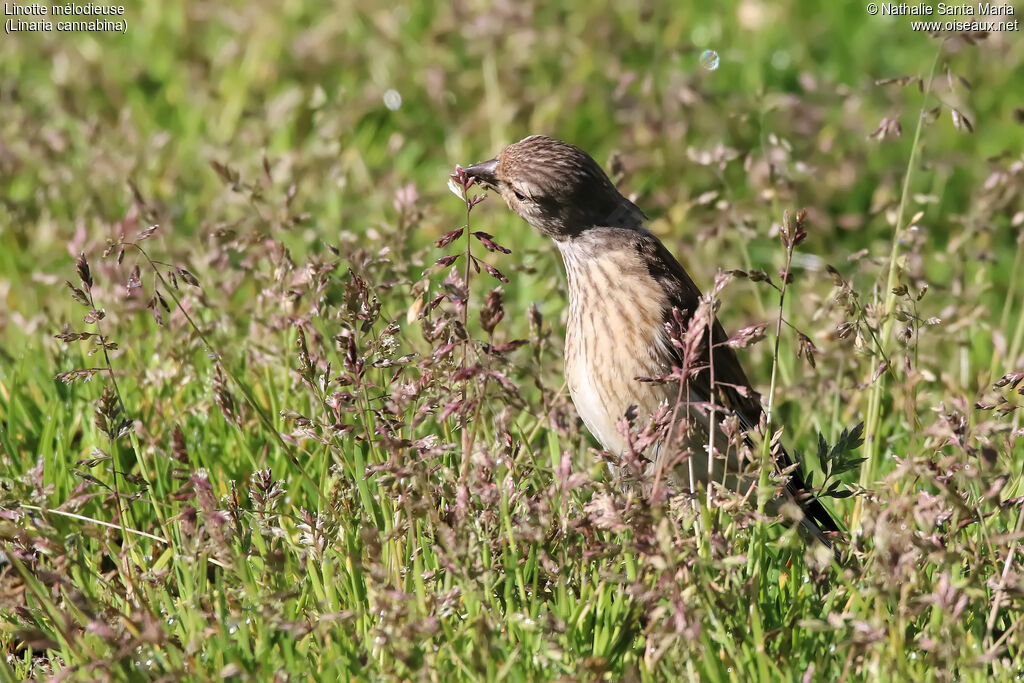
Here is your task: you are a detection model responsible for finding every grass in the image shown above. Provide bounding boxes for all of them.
[2,0,1024,679]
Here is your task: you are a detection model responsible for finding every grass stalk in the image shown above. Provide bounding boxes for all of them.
[857,46,944,510]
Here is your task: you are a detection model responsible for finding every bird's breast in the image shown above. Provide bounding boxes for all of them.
[556,240,674,455]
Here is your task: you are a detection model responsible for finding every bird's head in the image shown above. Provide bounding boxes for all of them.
[463,135,644,240]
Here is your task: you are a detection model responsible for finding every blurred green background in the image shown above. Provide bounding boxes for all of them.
[3,1,1020,285]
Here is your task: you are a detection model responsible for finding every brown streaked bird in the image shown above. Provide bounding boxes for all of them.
[463,134,838,547]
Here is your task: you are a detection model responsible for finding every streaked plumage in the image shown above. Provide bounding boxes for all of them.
[464,135,838,546]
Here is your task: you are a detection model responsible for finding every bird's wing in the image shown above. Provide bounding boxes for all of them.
[633,230,839,536]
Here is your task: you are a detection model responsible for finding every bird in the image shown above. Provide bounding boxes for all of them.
[462,134,839,548]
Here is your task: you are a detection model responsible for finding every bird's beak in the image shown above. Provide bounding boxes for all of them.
[464,158,499,189]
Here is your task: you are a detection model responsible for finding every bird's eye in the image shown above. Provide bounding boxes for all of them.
[512,188,527,201]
